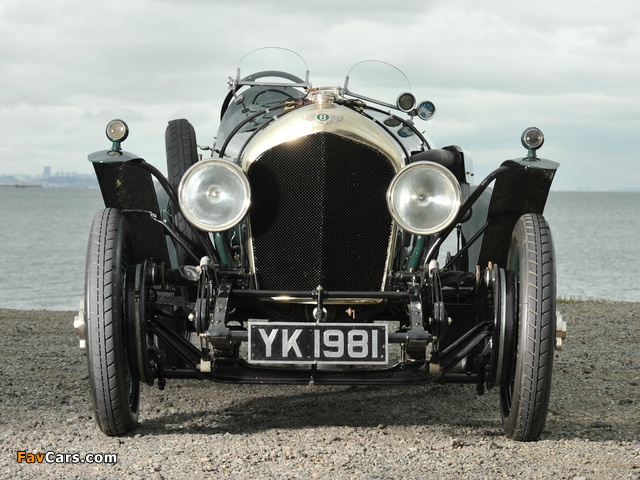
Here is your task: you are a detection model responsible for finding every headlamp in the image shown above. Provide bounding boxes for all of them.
[416,101,436,121]
[386,161,461,235]
[179,160,251,232]
[396,92,416,112]
[521,127,544,158]
[105,119,129,154]
[106,120,129,142]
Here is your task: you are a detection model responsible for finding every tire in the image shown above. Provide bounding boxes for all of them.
[165,118,204,265]
[500,213,556,441]
[164,119,200,367]
[85,208,140,436]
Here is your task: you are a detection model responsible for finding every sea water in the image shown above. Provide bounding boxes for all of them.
[0,188,638,311]
[544,191,640,302]
[0,188,104,311]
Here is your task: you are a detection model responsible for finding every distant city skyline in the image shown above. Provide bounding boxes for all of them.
[0,167,98,188]
[1,167,87,179]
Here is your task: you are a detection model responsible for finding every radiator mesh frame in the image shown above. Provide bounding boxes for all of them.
[247,132,396,292]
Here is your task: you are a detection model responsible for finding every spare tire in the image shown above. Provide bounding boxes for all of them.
[165,118,205,265]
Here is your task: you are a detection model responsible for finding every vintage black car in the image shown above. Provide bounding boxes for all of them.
[75,47,565,441]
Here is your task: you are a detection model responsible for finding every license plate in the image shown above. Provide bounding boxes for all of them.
[248,322,388,365]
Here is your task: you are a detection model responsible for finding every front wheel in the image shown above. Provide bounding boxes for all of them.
[84,208,140,435]
[500,213,556,441]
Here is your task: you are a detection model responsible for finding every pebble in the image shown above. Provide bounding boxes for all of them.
[1,303,640,479]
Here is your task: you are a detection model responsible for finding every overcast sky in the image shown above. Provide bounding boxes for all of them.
[1,0,638,191]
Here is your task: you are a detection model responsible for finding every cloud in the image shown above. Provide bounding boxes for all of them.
[0,0,638,190]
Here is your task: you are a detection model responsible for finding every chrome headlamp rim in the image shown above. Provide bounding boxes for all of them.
[386,160,462,236]
[178,159,251,232]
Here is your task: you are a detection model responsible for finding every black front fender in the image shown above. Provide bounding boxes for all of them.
[89,150,171,265]
[476,156,559,268]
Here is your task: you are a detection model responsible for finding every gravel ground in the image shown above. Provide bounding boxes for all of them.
[1,302,639,479]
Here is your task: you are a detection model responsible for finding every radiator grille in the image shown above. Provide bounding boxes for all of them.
[247,132,396,292]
